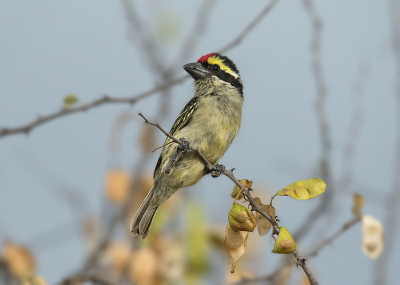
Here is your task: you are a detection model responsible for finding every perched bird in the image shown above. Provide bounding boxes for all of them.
[130,53,244,239]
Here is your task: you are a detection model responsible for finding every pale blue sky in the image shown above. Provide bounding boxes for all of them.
[0,0,398,284]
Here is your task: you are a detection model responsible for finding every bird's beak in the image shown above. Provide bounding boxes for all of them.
[183,62,210,80]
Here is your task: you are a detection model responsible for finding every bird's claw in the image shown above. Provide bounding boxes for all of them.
[177,137,190,153]
[211,164,225,178]
[165,137,190,173]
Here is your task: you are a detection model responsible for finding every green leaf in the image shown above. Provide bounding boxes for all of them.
[272,178,326,202]
[272,227,296,254]
[64,94,78,107]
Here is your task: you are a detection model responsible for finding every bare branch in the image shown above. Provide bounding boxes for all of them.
[0,0,279,140]
[219,0,278,54]
[139,113,318,285]
[60,274,113,285]
[293,0,332,241]
[121,0,165,74]
[338,63,368,192]
[236,215,361,284]
[0,76,188,138]
[374,0,400,283]
[177,0,217,63]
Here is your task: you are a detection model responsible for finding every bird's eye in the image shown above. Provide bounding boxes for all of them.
[212,64,220,71]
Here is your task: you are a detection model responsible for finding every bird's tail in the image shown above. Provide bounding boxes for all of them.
[130,187,158,239]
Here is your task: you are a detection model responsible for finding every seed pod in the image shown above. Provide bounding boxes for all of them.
[228,203,257,232]
[272,227,296,254]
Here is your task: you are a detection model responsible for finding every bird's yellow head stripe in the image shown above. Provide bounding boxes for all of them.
[197,53,239,79]
[207,56,239,78]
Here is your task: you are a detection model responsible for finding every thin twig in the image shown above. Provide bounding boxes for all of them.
[0,76,187,138]
[219,0,279,54]
[338,63,368,192]
[235,215,361,284]
[60,274,113,285]
[374,0,400,283]
[139,113,318,285]
[177,0,217,63]
[293,0,332,241]
[0,0,279,139]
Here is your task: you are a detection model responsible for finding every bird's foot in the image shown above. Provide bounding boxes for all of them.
[165,137,190,173]
[211,163,226,178]
[177,137,190,153]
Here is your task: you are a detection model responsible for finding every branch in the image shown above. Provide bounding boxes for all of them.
[0,77,187,138]
[219,0,279,54]
[60,274,113,285]
[374,0,400,283]
[235,215,361,284]
[0,0,279,139]
[338,63,368,192]
[293,0,332,241]
[177,0,217,63]
[139,113,318,285]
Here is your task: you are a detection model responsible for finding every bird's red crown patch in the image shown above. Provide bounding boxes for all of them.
[197,53,215,63]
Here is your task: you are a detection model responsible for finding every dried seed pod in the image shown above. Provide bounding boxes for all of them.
[224,224,249,273]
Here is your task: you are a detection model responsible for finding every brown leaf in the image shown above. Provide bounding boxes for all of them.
[228,203,257,232]
[4,242,36,278]
[352,193,365,216]
[231,179,253,200]
[105,169,131,204]
[253,198,276,236]
[105,242,130,276]
[129,248,160,285]
[224,224,249,273]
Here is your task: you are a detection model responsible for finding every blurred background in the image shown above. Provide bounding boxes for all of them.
[0,0,399,284]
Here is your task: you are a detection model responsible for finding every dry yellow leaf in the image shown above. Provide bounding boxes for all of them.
[228,203,257,232]
[272,178,326,202]
[105,169,131,203]
[361,215,384,259]
[352,193,365,216]
[129,248,159,285]
[231,179,253,200]
[105,242,130,276]
[272,227,296,254]
[224,224,249,273]
[253,198,276,236]
[4,242,36,278]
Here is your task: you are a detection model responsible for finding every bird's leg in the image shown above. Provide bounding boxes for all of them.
[211,163,226,178]
[165,138,190,173]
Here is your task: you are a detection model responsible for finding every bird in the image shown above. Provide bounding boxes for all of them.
[130,53,244,239]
